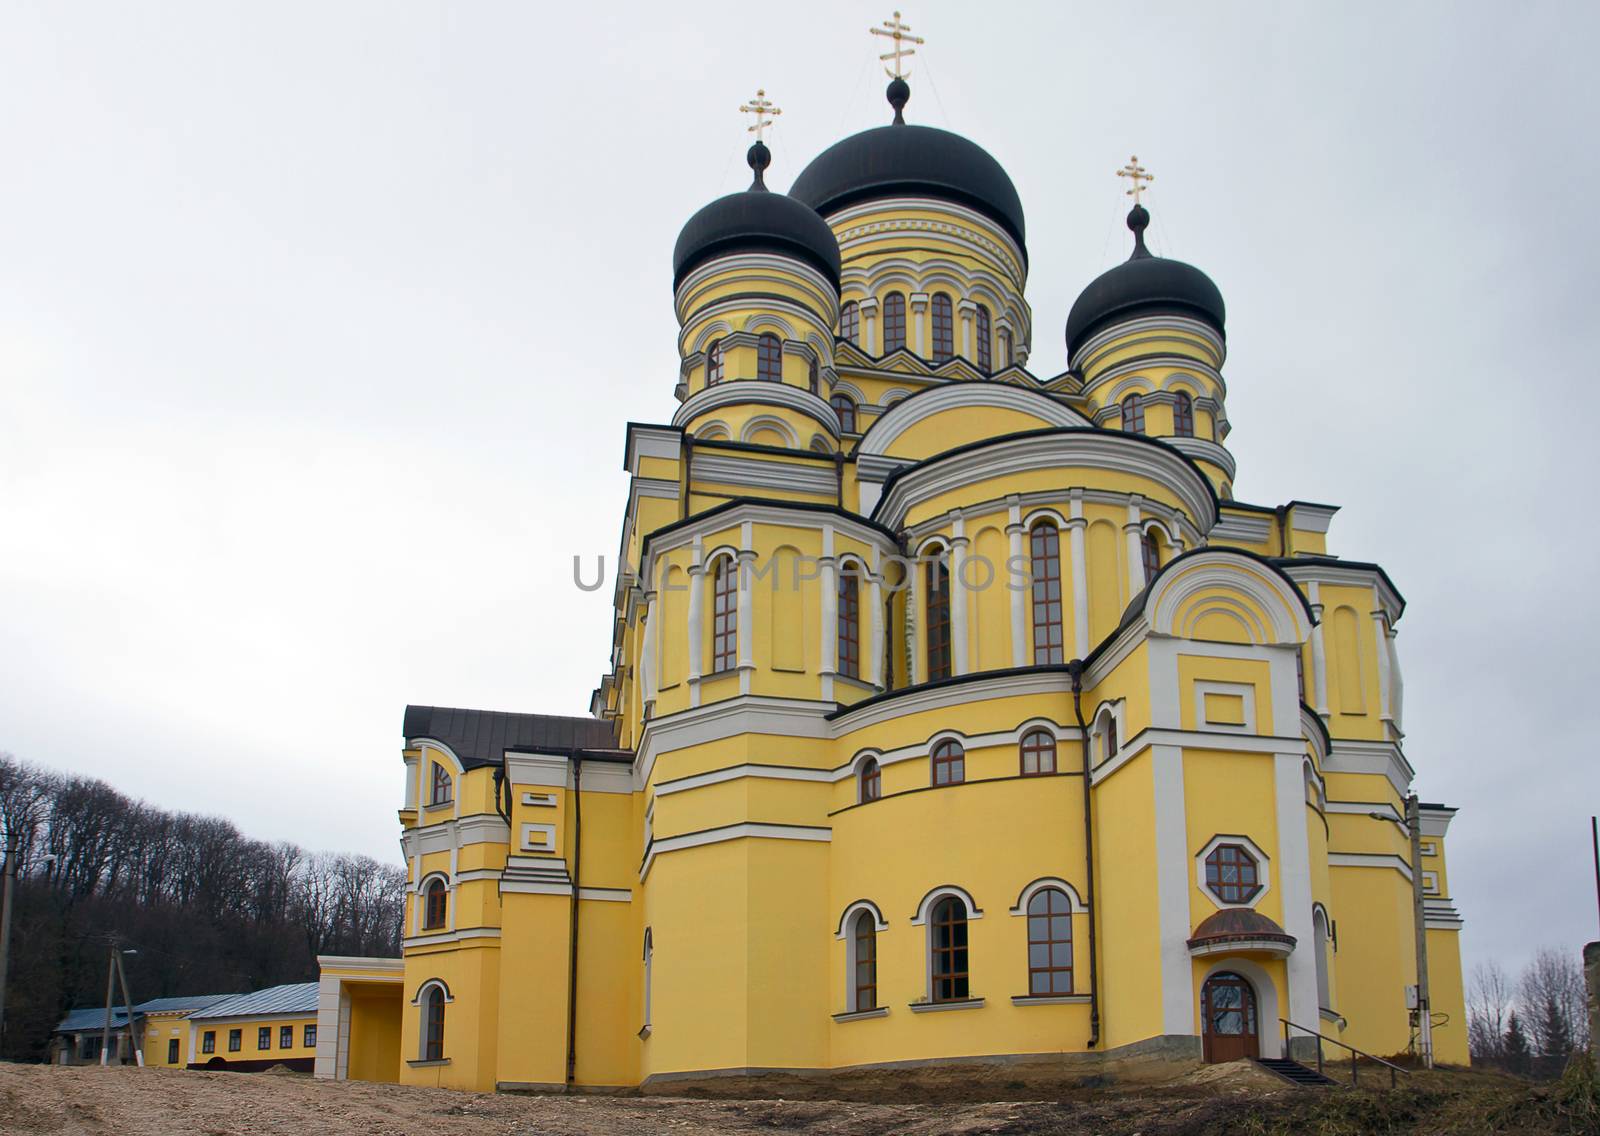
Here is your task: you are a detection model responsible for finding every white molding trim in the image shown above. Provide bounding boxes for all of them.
[1008,877,1088,915]
[910,884,983,926]
[858,383,1089,461]
[835,898,890,938]
[1194,680,1257,734]
[652,763,834,797]
[640,822,830,881]
[1328,852,1414,882]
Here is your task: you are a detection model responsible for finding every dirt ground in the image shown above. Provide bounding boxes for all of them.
[0,1060,1590,1136]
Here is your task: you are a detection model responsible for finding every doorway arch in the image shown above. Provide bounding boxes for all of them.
[1201,971,1260,1063]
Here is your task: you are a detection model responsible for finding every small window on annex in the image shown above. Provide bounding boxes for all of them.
[424,878,448,930]
[1020,729,1056,776]
[931,739,965,786]
[975,304,993,372]
[706,338,724,385]
[858,757,881,803]
[840,300,860,345]
[757,333,783,381]
[1173,391,1195,437]
[830,394,857,434]
[882,291,907,353]
[931,292,954,362]
[1121,393,1145,434]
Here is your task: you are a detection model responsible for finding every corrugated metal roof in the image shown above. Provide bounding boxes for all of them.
[404,704,622,769]
[137,994,232,1015]
[188,983,319,1020]
[55,1007,133,1034]
[55,994,236,1034]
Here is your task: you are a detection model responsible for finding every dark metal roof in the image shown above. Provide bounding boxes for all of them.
[673,142,842,291]
[404,705,620,770]
[789,82,1026,255]
[1066,205,1225,357]
[55,994,233,1034]
[1187,907,1296,949]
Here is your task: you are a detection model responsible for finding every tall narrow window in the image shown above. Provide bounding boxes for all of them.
[840,300,860,345]
[706,338,724,385]
[422,986,445,1061]
[1026,888,1074,995]
[837,565,860,679]
[930,897,970,1002]
[931,739,965,786]
[757,333,783,381]
[279,1026,292,1049]
[1141,529,1161,586]
[430,764,452,806]
[975,304,992,372]
[853,911,878,1011]
[1313,908,1332,1009]
[882,292,907,353]
[883,594,896,692]
[931,292,954,362]
[998,327,1014,367]
[1173,391,1195,437]
[1122,393,1145,434]
[641,929,653,1034]
[712,557,737,673]
[830,394,857,433]
[424,878,447,930]
[808,356,820,396]
[859,757,881,803]
[1295,650,1307,702]
[925,555,951,681]
[1020,729,1056,776]
[1029,523,1064,665]
[257,1026,270,1050]
[1102,714,1118,761]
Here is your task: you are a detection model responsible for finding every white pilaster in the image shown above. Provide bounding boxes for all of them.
[911,557,925,686]
[1274,749,1322,1027]
[820,526,837,701]
[1069,492,1089,659]
[1007,499,1026,667]
[1307,582,1328,720]
[909,292,929,356]
[869,547,885,690]
[859,297,879,355]
[949,517,969,676]
[1152,744,1194,1035]
[686,554,704,708]
[1386,625,1404,734]
[1124,496,1145,601]
[957,299,977,360]
[1372,599,1392,726]
[641,588,659,709]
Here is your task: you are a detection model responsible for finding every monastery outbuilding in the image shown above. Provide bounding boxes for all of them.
[316,14,1466,1092]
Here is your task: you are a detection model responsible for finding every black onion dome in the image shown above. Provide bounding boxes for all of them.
[788,80,1026,255]
[673,140,842,291]
[1065,203,1225,357]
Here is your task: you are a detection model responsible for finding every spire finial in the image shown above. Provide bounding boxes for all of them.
[871,10,924,79]
[740,88,781,144]
[1116,154,1154,205]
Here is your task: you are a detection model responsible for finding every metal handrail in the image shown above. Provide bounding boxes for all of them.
[1280,1018,1413,1088]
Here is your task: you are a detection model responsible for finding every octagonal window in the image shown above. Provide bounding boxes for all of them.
[1205,843,1261,905]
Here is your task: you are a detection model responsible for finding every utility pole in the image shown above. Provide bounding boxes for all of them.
[1591,816,1599,936]
[99,947,116,1065]
[1406,794,1433,1069]
[0,829,16,1050]
[114,949,144,1067]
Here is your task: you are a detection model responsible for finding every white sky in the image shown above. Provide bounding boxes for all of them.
[2,1,1596,982]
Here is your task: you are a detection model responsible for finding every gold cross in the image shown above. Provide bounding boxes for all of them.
[1117,155,1154,205]
[740,88,781,143]
[871,10,924,78]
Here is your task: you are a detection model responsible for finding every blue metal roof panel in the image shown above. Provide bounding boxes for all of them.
[188,982,319,1019]
[55,1007,133,1033]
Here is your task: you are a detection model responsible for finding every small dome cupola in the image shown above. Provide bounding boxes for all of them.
[672,138,842,291]
[788,77,1027,256]
[1065,200,1226,360]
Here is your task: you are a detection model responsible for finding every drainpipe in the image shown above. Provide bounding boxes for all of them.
[565,756,584,1089]
[1069,659,1101,1048]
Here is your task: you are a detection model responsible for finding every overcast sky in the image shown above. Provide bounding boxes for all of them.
[2,1,1595,982]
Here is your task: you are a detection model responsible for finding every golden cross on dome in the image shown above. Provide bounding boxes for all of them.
[740,88,781,143]
[1117,155,1154,204]
[871,10,924,78]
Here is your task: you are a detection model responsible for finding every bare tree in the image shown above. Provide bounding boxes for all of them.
[1468,959,1514,1063]
[1520,946,1589,1057]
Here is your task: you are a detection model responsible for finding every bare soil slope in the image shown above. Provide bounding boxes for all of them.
[0,1061,1590,1135]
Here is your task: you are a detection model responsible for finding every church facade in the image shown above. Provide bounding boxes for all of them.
[315,52,1467,1092]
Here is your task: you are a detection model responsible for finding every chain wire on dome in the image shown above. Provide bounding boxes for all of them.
[740,88,781,190]
[871,11,923,124]
[1116,155,1155,260]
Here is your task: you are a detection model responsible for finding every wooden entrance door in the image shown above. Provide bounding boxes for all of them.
[1201,971,1260,1062]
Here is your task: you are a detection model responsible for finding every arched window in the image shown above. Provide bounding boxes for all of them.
[711,557,737,673]
[757,333,783,381]
[421,986,445,1061]
[930,897,969,1002]
[1020,729,1056,776]
[931,739,965,786]
[858,757,881,803]
[1100,712,1118,762]
[706,338,724,385]
[423,879,447,930]
[808,356,820,396]
[925,554,951,680]
[829,394,857,433]
[1141,529,1161,586]
[1026,887,1074,995]
[1122,393,1145,434]
[1173,391,1195,437]
[998,327,1014,367]
[840,301,859,345]
[1313,907,1332,1009]
[1295,650,1307,702]
[837,564,860,679]
[931,292,954,362]
[1029,523,1064,665]
[975,304,992,372]
[1205,844,1262,905]
[429,763,452,807]
[882,292,907,353]
[852,910,878,1011]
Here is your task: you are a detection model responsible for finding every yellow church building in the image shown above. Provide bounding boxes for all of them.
[316,24,1466,1092]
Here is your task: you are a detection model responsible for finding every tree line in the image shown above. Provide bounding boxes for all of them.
[1467,946,1592,1077]
[0,753,404,1061]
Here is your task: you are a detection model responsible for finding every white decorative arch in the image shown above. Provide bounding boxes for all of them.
[1009,877,1088,915]
[1145,551,1314,647]
[411,977,453,1005]
[701,544,740,572]
[1142,516,1181,546]
[913,534,952,558]
[741,313,799,338]
[858,383,1093,458]
[740,415,800,448]
[879,387,913,406]
[910,884,983,925]
[830,379,868,405]
[835,898,890,938]
[695,420,731,441]
[687,320,737,354]
[1021,507,1070,532]
[809,434,831,453]
[1104,374,1159,402]
[411,740,464,774]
